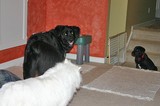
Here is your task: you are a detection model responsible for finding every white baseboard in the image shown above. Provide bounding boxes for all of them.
[66,53,106,63]
[0,57,24,69]
[0,53,106,69]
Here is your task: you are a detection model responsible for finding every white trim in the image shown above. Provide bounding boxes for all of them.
[82,86,152,101]
[0,53,106,69]
[125,26,134,49]
[156,0,160,18]
[66,53,106,63]
[0,57,23,69]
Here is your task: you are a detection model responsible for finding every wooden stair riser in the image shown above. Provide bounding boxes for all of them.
[128,40,160,54]
[133,30,160,42]
[126,51,160,66]
[124,22,160,71]
[122,62,160,71]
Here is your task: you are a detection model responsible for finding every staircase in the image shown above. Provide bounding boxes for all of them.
[122,24,160,71]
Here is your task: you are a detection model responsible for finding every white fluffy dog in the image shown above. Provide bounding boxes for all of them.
[0,59,82,106]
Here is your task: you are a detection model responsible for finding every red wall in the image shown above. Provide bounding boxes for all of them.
[0,45,25,63]
[27,0,46,36]
[46,0,109,57]
[0,0,108,64]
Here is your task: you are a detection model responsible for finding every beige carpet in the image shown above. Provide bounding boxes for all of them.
[82,66,160,101]
[79,64,96,74]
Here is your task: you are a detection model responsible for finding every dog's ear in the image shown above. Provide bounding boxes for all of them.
[135,46,145,53]
[53,25,68,38]
[49,25,66,36]
[140,47,145,53]
[70,26,80,39]
[71,26,80,34]
[54,25,66,32]
[131,51,135,57]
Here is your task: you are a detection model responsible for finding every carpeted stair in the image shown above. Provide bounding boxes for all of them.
[123,25,160,71]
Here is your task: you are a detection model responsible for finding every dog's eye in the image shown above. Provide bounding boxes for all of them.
[71,32,74,35]
[64,33,67,36]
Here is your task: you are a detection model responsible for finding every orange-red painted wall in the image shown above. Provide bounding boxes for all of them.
[0,0,108,64]
[46,0,109,57]
[0,45,25,63]
[27,0,46,36]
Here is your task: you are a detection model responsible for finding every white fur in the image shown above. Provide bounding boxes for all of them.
[0,59,82,106]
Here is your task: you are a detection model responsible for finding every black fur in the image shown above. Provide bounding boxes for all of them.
[131,46,158,71]
[23,25,80,79]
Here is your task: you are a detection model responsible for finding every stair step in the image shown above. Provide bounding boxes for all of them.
[126,50,160,67]
[122,62,160,71]
[133,29,160,42]
[121,62,136,68]
[128,39,160,54]
[123,25,160,71]
[125,51,135,63]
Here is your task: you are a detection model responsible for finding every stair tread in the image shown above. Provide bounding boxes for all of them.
[132,29,160,42]
[122,62,160,71]
[128,40,160,53]
[134,28,160,32]
[131,39,160,44]
[124,26,160,71]
[127,50,160,55]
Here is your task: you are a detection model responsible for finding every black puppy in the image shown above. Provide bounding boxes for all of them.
[131,46,157,71]
[23,25,80,79]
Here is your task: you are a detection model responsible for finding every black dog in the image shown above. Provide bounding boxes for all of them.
[131,46,157,71]
[23,25,80,79]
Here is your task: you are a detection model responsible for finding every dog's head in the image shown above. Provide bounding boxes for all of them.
[131,46,145,58]
[54,25,80,52]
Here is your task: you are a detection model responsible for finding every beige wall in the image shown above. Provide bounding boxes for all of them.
[108,0,156,37]
[126,0,156,32]
[106,0,128,62]
[108,0,128,37]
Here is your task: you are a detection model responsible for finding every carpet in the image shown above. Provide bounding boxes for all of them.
[80,64,96,74]
[82,66,160,101]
